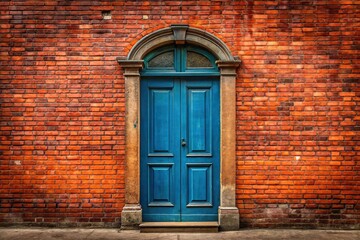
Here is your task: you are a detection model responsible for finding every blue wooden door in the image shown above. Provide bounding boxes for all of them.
[140,76,220,222]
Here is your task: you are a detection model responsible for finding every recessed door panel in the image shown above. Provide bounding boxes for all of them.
[187,164,213,207]
[148,164,174,206]
[187,87,212,156]
[149,89,174,156]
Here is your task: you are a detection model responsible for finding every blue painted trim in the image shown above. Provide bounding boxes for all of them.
[142,75,219,80]
[181,214,218,222]
[141,72,220,77]
[142,213,218,222]
[143,214,181,222]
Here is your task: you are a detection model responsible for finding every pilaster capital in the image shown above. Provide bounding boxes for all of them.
[216,60,241,76]
[116,59,144,76]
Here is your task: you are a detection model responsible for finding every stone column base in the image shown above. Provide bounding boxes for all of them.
[218,206,239,231]
[121,204,142,230]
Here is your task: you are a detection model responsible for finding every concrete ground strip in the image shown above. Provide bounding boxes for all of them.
[0,228,360,240]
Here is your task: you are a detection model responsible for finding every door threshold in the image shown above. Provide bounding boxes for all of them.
[140,222,219,233]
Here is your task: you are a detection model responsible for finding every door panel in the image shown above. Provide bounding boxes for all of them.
[151,90,171,153]
[186,163,213,207]
[186,85,212,156]
[147,82,177,157]
[148,163,174,206]
[141,77,219,222]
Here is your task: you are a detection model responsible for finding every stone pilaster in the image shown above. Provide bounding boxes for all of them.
[117,59,144,229]
[217,60,241,231]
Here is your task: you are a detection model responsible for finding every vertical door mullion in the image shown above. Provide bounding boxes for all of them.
[180,78,187,221]
[180,47,186,72]
[173,78,181,219]
[175,47,182,72]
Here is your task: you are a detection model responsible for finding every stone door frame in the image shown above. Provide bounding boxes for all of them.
[116,25,240,230]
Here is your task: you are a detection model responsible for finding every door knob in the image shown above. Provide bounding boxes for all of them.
[181,139,187,146]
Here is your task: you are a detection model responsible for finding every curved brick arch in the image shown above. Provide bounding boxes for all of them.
[117,25,241,231]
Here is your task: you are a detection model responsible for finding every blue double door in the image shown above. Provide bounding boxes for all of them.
[140,77,220,222]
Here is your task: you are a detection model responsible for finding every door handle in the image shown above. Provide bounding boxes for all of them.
[181,139,187,146]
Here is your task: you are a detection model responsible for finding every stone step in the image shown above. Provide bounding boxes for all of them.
[139,222,219,233]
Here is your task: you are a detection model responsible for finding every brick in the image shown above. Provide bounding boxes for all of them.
[1,0,359,230]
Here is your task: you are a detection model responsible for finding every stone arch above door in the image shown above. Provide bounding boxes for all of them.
[126,25,235,61]
[116,25,240,231]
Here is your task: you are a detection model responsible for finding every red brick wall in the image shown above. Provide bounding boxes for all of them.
[0,0,359,228]
[235,1,360,228]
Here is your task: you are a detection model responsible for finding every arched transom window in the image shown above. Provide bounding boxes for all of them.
[142,45,219,76]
